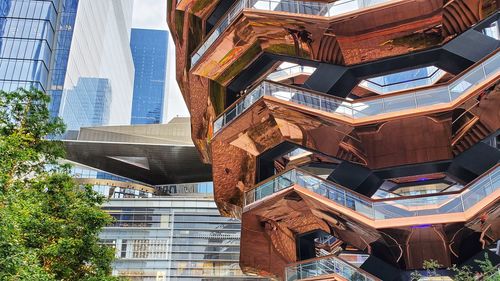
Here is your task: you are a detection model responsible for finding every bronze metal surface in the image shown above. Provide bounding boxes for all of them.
[211,78,499,215]
[192,0,495,83]
[167,1,500,278]
[240,183,500,279]
[167,0,497,168]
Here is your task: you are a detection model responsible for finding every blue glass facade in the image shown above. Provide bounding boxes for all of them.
[1,0,135,131]
[48,0,79,118]
[59,77,111,133]
[0,0,59,92]
[130,28,168,124]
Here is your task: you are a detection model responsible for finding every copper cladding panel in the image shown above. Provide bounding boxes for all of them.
[166,0,497,165]
[168,1,500,277]
[240,185,500,279]
[210,82,499,215]
[192,0,495,82]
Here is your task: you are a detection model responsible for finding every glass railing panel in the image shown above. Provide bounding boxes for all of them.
[225,106,237,123]
[246,170,296,204]
[334,102,355,118]
[286,256,377,281]
[461,176,490,210]
[247,167,498,221]
[325,184,347,206]
[373,201,413,219]
[382,93,417,113]
[327,0,362,16]
[295,92,322,110]
[339,253,370,268]
[415,87,450,107]
[214,117,224,132]
[449,66,485,100]
[215,53,498,134]
[490,167,500,189]
[353,99,384,117]
[350,194,374,218]
[483,52,500,75]
[437,196,464,214]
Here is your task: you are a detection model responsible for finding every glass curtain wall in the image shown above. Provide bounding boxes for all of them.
[130,28,168,125]
[58,0,135,130]
[100,198,266,281]
[48,0,79,117]
[0,0,59,92]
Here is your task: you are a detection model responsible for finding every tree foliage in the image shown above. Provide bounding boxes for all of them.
[410,254,500,281]
[0,89,119,281]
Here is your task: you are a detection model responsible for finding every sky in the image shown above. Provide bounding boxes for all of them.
[132,0,168,30]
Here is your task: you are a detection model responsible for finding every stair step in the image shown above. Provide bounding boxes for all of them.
[476,123,489,136]
[464,135,476,147]
[470,129,483,141]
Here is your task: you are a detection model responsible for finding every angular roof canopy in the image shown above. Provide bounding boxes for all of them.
[63,118,212,185]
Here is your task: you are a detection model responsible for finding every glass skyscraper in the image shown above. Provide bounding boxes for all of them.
[101,197,264,281]
[60,77,111,135]
[0,0,58,91]
[130,28,168,125]
[0,0,135,133]
[56,0,134,129]
[67,163,265,281]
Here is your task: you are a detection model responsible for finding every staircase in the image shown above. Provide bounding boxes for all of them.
[443,0,481,37]
[316,34,344,64]
[452,119,490,155]
[315,236,343,257]
[337,142,368,165]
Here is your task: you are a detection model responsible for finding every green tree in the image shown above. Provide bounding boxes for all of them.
[423,259,442,277]
[0,89,120,281]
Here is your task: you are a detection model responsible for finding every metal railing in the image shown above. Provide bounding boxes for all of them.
[285,254,379,281]
[191,0,392,68]
[244,165,499,220]
[214,51,500,134]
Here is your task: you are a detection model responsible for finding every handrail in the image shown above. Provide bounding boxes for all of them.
[244,164,499,220]
[247,163,499,204]
[355,49,499,102]
[213,50,500,135]
[285,254,380,281]
[219,47,498,121]
[451,115,479,146]
[190,0,400,68]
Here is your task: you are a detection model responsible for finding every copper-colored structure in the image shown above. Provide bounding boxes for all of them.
[168,0,500,279]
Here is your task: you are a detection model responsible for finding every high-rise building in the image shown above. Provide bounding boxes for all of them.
[0,0,135,135]
[164,32,189,123]
[67,162,264,281]
[0,0,57,92]
[100,196,263,281]
[63,116,264,280]
[60,77,112,134]
[168,1,500,280]
[130,28,168,125]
